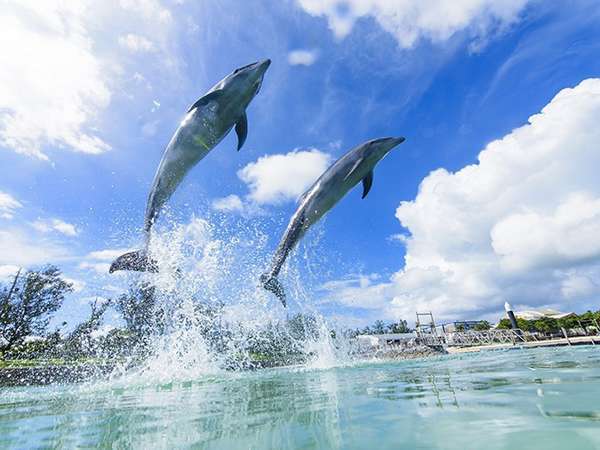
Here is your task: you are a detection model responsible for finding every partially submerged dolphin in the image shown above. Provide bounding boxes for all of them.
[110,59,271,273]
[260,137,405,306]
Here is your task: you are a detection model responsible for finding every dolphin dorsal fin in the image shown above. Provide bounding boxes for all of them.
[344,157,364,181]
[235,112,248,151]
[187,90,223,113]
[362,170,373,199]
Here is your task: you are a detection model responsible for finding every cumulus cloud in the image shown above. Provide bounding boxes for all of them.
[212,195,244,213]
[324,78,600,322]
[0,1,111,160]
[86,248,131,261]
[118,33,155,52]
[78,261,111,274]
[119,0,172,24]
[288,49,319,66]
[297,0,529,47]
[238,149,332,205]
[0,228,70,266]
[320,273,387,310]
[61,276,86,293]
[0,191,22,219]
[32,218,79,236]
[0,265,21,281]
[79,247,131,274]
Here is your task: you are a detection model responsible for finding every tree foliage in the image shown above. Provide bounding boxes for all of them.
[115,283,163,345]
[496,312,600,334]
[355,319,410,336]
[473,321,491,331]
[0,266,72,353]
[64,298,112,358]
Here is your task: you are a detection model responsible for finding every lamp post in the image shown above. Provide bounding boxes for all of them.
[504,302,518,330]
[505,302,522,340]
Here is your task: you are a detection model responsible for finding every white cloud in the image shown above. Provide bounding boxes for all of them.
[32,218,79,236]
[323,78,600,322]
[238,149,332,205]
[78,247,131,274]
[297,0,529,47]
[119,0,172,24]
[320,274,387,310]
[78,261,111,274]
[212,195,244,213]
[288,49,319,66]
[61,276,86,293]
[0,1,111,160]
[0,264,21,281]
[118,33,155,52]
[0,228,70,266]
[0,191,22,219]
[86,248,130,261]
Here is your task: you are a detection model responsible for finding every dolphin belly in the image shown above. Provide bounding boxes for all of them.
[144,109,230,231]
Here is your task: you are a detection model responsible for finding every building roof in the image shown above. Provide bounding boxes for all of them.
[514,309,576,320]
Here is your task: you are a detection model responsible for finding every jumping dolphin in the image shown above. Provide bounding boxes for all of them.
[110,59,271,273]
[260,137,405,306]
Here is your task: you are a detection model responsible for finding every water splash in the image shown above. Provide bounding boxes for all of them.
[113,211,350,382]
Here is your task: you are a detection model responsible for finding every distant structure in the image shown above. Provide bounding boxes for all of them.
[356,333,417,349]
[445,321,485,332]
[504,302,519,330]
[415,312,437,336]
[512,308,576,321]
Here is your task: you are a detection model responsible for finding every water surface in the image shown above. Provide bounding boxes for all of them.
[1,346,599,449]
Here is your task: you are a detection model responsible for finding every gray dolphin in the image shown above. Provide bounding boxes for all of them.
[260,137,405,306]
[110,59,271,273]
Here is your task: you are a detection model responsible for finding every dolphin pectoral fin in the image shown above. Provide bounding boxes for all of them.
[235,112,248,151]
[187,90,223,113]
[260,274,286,307]
[362,170,373,199]
[109,250,158,273]
[344,157,364,181]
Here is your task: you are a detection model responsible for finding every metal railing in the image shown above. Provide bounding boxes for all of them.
[444,329,526,346]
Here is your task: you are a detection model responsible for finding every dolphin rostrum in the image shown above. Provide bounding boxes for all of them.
[260,137,405,306]
[110,59,271,273]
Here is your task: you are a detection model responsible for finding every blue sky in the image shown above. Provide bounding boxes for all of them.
[2,0,600,329]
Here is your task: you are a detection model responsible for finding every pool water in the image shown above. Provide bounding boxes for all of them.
[1,346,599,449]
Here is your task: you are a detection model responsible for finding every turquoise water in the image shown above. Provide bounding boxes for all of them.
[1,346,600,449]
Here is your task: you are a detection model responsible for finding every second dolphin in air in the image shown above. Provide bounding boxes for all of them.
[110,59,271,273]
[260,136,405,306]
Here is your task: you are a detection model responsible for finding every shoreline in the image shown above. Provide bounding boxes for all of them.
[2,338,596,387]
[446,335,600,354]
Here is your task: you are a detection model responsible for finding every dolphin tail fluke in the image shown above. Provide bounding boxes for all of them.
[109,249,158,273]
[260,273,286,307]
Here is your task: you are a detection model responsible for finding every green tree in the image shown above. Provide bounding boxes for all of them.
[496,318,511,329]
[115,283,162,345]
[387,320,410,333]
[287,313,319,341]
[531,317,559,334]
[372,320,387,334]
[473,321,491,331]
[0,266,72,353]
[64,298,111,358]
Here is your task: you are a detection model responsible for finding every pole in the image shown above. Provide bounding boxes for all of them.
[504,302,522,342]
[561,327,572,346]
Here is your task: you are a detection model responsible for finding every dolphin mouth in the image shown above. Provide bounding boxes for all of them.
[256,59,271,77]
[259,59,271,70]
[254,59,271,94]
